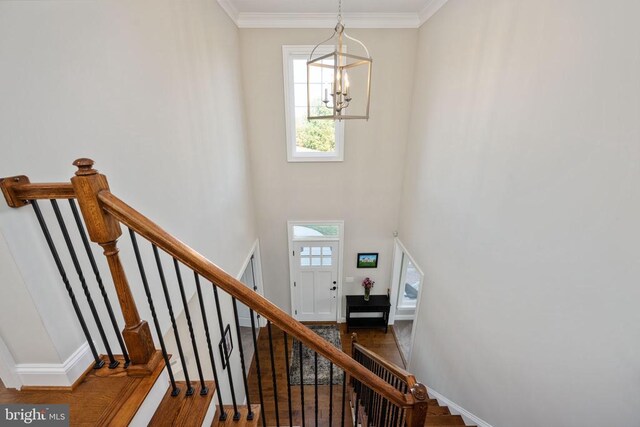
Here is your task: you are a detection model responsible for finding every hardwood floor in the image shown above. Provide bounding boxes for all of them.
[0,354,165,426]
[245,322,405,427]
[149,380,215,427]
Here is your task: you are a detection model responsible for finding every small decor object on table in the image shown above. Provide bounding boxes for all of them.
[362,277,375,301]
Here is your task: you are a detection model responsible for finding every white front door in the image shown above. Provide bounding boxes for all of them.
[292,241,339,321]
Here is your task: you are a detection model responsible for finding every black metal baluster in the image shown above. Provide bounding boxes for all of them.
[389,404,397,427]
[211,283,240,420]
[194,273,226,419]
[231,297,254,420]
[69,199,129,367]
[329,362,334,427]
[379,373,388,427]
[379,370,387,426]
[314,351,318,427]
[173,259,207,395]
[341,369,347,427]
[153,244,193,395]
[361,357,369,424]
[50,200,117,369]
[249,308,267,427]
[283,332,293,427]
[267,321,280,427]
[354,380,360,427]
[129,230,179,395]
[365,359,374,423]
[362,367,368,426]
[370,364,378,425]
[375,364,383,426]
[390,383,399,427]
[383,371,392,427]
[31,200,103,369]
[299,340,306,427]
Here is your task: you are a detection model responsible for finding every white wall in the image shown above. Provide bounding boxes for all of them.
[240,28,417,316]
[0,230,58,365]
[0,0,257,375]
[401,1,640,426]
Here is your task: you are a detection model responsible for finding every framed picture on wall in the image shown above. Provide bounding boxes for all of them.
[219,324,233,369]
[357,253,378,268]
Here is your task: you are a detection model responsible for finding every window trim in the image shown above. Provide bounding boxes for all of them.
[282,45,345,163]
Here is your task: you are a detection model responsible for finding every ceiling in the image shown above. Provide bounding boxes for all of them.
[217,0,450,28]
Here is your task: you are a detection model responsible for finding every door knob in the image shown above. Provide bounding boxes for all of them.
[333,281,337,284]
[330,286,337,291]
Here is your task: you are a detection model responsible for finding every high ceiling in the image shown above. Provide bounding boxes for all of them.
[217,0,449,28]
[228,0,431,14]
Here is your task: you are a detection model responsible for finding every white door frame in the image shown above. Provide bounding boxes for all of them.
[388,238,425,366]
[236,239,267,328]
[287,221,344,322]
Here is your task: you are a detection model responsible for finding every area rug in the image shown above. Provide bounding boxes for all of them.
[289,325,344,385]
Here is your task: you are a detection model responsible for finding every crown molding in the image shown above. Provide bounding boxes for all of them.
[217,0,239,23]
[236,12,421,29]
[418,0,450,25]
[217,0,449,29]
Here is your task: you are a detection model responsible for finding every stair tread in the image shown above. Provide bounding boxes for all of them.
[425,414,466,425]
[427,405,451,416]
[212,404,261,427]
[149,381,215,427]
[0,353,165,426]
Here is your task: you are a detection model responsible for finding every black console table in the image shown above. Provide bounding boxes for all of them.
[346,295,391,333]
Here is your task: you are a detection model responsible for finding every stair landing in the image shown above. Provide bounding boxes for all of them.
[0,354,165,426]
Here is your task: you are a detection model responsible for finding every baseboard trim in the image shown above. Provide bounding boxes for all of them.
[14,342,94,388]
[393,314,416,321]
[428,388,494,427]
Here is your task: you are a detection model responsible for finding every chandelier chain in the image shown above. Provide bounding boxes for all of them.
[338,0,342,23]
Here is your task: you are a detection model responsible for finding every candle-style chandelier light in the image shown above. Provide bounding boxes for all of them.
[307,0,372,121]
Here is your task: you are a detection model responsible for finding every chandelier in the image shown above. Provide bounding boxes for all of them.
[307,0,372,121]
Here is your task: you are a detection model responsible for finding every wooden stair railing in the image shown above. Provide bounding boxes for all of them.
[1,165,162,377]
[351,334,428,427]
[1,158,429,426]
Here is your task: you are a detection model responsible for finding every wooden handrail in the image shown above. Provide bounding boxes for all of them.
[97,190,411,408]
[0,175,75,207]
[2,160,427,418]
[352,341,417,388]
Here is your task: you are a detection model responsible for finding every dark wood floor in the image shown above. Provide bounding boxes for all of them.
[245,322,404,427]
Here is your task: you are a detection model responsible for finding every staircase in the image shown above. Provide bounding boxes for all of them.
[0,159,473,427]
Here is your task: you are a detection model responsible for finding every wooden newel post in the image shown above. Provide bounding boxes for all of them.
[406,383,429,427]
[351,332,358,357]
[71,158,159,376]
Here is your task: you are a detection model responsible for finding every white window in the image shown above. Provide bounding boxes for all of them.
[283,45,344,162]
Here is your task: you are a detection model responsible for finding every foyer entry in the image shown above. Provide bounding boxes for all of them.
[288,222,344,322]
